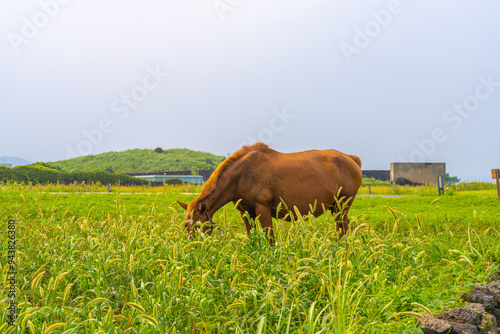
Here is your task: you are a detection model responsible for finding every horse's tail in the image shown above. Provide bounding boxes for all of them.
[348,155,362,168]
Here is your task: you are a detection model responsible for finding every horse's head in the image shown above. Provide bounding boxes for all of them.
[177,200,215,236]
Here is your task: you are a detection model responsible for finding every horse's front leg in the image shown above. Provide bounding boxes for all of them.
[255,203,275,245]
[239,211,253,237]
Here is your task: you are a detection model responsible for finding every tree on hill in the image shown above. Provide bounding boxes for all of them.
[446,173,460,185]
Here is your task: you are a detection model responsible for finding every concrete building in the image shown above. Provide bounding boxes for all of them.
[134,174,204,185]
[0,163,12,168]
[390,163,446,185]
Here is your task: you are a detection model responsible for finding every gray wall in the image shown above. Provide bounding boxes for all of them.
[390,163,446,185]
[362,170,390,181]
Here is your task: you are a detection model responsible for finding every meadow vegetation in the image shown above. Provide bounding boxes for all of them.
[0,164,189,188]
[0,182,499,333]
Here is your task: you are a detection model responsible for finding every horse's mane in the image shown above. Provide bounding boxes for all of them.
[200,142,269,198]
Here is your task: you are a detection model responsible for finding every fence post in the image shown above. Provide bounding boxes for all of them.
[437,175,444,195]
[108,183,112,193]
[496,170,500,201]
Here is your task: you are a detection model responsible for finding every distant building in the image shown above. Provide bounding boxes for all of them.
[129,169,216,182]
[134,174,204,185]
[0,163,12,168]
[391,163,446,185]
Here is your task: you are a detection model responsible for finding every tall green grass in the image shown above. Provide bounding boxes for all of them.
[359,181,497,197]
[0,180,203,194]
[451,181,497,191]
[0,185,499,333]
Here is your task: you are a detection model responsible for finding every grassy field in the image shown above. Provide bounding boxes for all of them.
[0,183,499,333]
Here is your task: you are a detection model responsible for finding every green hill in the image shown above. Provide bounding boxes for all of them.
[50,148,226,173]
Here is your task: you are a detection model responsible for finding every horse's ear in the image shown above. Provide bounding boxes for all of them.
[177,201,188,210]
[199,203,207,212]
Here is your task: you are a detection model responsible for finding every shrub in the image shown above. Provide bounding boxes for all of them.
[0,165,164,186]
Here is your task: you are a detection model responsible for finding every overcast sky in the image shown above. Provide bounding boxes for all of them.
[1,0,499,180]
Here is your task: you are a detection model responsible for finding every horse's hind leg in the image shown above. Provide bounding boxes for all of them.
[338,207,351,238]
[330,197,354,238]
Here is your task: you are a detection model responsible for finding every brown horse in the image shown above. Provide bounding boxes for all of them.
[177,143,362,243]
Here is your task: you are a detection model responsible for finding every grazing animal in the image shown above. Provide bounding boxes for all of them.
[177,143,362,244]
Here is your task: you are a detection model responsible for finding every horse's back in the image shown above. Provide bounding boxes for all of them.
[247,147,362,187]
[237,147,362,213]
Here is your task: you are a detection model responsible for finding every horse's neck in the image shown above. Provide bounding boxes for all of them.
[203,173,235,215]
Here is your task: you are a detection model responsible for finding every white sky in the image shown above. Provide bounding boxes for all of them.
[1,0,499,180]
